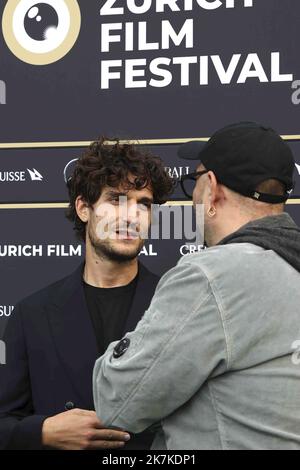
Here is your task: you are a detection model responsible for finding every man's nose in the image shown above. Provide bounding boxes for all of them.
[118,200,139,224]
[126,202,139,223]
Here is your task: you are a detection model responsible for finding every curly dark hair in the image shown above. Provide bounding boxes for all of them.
[66,137,175,241]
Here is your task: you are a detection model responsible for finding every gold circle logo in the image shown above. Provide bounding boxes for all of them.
[2,0,81,65]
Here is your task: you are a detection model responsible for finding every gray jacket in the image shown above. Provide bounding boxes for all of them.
[93,241,300,450]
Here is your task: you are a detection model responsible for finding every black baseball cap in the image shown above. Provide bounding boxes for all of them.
[178,122,295,204]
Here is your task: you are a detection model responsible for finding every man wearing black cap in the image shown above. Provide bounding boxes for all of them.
[178,122,295,247]
[93,122,300,450]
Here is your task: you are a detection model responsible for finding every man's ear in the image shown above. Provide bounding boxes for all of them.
[207,171,218,205]
[75,196,89,223]
[207,171,225,206]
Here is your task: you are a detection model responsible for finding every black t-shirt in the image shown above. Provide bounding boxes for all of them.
[83,274,138,354]
[83,273,155,450]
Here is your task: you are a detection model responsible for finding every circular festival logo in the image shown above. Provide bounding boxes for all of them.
[2,0,81,65]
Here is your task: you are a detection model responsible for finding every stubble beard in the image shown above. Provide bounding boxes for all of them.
[88,226,144,263]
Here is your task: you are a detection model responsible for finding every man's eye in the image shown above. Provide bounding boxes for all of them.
[138,203,151,210]
[109,197,122,203]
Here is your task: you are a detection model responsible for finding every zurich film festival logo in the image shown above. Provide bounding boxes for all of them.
[2,0,81,65]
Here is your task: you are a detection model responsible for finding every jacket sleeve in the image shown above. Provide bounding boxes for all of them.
[93,256,229,433]
[0,303,48,450]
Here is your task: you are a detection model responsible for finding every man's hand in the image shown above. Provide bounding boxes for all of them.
[42,409,131,450]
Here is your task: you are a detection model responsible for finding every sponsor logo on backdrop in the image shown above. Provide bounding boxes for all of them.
[0,305,14,317]
[63,160,300,187]
[0,168,43,182]
[64,160,191,185]
[139,245,157,256]
[0,244,158,257]
[63,158,79,184]
[2,0,81,65]
[165,166,190,180]
[0,80,6,104]
[27,168,43,181]
[180,244,205,256]
[0,244,82,257]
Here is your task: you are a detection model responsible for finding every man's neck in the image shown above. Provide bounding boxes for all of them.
[206,216,253,247]
[206,212,279,247]
[83,253,139,289]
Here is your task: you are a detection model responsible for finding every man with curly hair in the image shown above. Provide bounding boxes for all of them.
[0,138,174,450]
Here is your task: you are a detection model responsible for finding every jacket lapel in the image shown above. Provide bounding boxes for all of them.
[46,263,98,407]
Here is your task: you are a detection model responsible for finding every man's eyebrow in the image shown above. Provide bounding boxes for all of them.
[105,191,153,203]
[105,190,128,198]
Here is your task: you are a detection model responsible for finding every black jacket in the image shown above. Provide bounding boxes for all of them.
[0,262,160,450]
